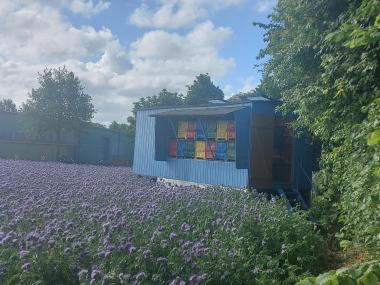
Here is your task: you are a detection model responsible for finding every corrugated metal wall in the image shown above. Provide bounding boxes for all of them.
[133,108,249,188]
[0,111,76,161]
[77,127,133,164]
[0,140,74,161]
[0,111,133,164]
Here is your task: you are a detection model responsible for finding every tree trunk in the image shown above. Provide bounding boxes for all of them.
[55,128,61,161]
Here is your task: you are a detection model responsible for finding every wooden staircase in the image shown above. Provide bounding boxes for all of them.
[276,187,315,221]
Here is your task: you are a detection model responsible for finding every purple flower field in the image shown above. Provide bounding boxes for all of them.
[0,159,325,285]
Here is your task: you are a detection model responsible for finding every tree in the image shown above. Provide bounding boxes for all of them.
[228,86,267,103]
[184,74,224,105]
[22,67,95,160]
[0,98,17,112]
[132,89,183,112]
[121,89,183,147]
[257,0,380,254]
[109,120,135,139]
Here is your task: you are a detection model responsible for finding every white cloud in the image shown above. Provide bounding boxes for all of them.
[69,0,110,17]
[254,0,276,13]
[240,76,256,93]
[0,2,235,124]
[222,76,258,99]
[110,21,234,92]
[223,84,234,98]
[129,0,241,29]
[31,0,111,17]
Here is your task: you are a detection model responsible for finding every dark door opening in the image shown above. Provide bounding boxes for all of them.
[250,114,274,189]
[272,117,293,186]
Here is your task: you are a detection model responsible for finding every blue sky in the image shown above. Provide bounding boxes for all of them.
[0,0,276,123]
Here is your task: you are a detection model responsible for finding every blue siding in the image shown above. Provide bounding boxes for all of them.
[77,127,132,164]
[133,108,249,188]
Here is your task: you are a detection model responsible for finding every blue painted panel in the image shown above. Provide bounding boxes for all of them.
[196,120,206,139]
[77,127,132,164]
[177,139,186,157]
[155,117,171,161]
[292,137,313,191]
[235,107,251,169]
[133,108,249,188]
[215,141,227,160]
[252,101,278,115]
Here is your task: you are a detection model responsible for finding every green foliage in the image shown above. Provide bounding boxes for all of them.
[132,89,184,113]
[228,86,266,103]
[296,260,380,285]
[258,0,380,255]
[22,67,94,160]
[184,73,224,105]
[126,89,183,146]
[128,74,224,143]
[108,120,135,150]
[0,98,17,113]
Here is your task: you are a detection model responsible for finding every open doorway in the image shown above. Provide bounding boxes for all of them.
[249,115,294,190]
[250,114,275,189]
[272,117,293,186]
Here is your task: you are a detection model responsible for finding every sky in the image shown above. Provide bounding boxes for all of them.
[0,0,276,124]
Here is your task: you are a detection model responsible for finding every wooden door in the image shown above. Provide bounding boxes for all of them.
[250,114,274,189]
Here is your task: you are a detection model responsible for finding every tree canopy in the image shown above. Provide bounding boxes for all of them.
[0,98,17,112]
[22,67,95,160]
[258,0,380,255]
[132,89,183,113]
[228,86,267,103]
[184,74,224,105]
[109,119,135,140]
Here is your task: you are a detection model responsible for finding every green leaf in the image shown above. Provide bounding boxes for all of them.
[336,276,355,285]
[336,267,361,281]
[373,166,380,177]
[296,277,316,285]
[357,271,379,285]
[315,272,339,285]
[339,240,352,250]
[368,130,380,146]
[374,15,380,28]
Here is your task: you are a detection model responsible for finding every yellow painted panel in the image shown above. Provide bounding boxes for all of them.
[178,121,188,138]
[217,120,228,140]
[195,140,206,159]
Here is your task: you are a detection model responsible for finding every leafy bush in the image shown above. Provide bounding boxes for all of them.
[257,0,380,255]
[0,159,326,284]
[296,260,380,285]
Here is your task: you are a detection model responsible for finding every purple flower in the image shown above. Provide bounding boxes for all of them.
[19,250,30,258]
[101,275,113,285]
[169,232,177,240]
[78,269,88,281]
[157,257,168,264]
[143,249,151,258]
[21,263,31,272]
[135,271,146,280]
[197,273,207,282]
[189,274,197,282]
[91,269,102,280]
[128,245,136,254]
[180,223,191,232]
[119,273,131,282]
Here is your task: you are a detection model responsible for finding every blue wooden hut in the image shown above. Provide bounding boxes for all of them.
[133,97,317,207]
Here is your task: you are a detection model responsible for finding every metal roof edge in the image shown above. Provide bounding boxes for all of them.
[136,101,254,112]
[150,105,247,117]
